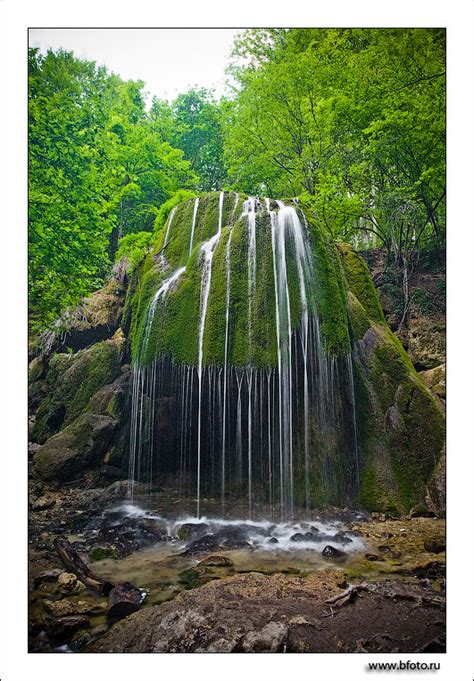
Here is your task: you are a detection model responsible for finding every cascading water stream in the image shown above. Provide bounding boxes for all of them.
[196,191,224,517]
[188,197,200,257]
[163,206,177,247]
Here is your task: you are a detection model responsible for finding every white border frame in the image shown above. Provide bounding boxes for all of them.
[1,2,473,680]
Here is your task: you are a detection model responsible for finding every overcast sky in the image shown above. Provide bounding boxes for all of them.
[29,28,241,103]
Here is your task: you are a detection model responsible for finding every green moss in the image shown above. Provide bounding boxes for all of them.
[338,243,384,323]
[309,226,351,354]
[32,341,121,443]
[89,545,119,561]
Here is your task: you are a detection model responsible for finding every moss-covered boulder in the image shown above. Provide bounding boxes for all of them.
[33,413,117,482]
[339,245,445,515]
[32,335,123,444]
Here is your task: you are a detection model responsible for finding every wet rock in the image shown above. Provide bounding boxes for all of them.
[333,531,353,545]
[33,569,63,587]
[176,522,209,541]
[57,572,86,594]
[412,561,445,580]
[290,533,306,543]
[182,534,221,557]
[365,553,382,562]
[48,615,90,639]
[268,537,279,544]
[214,526,251,549]
[70,629,92,651]
[424,538,445,554]
[31,497,56,512]
[198,555,233,567]
[178,566,215,589]
[241,622,288,652]
[98,515,167,555]
[322,545,347,561]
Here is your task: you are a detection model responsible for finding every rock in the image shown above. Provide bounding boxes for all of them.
[290,533,306,543]
[31,496,56,511]
[44,599,106,618]
[419,363,446,400]
[371,512,386,522]
[322,545,347,561]
[33,413,117,482]
[241,622,288,652]
[70,629,92,651]
[101,480,148,500]
[28,442,42,459]
[29,356,46,384]
[89,543,119,561]
[32,336,123,444]
[48,615,90,639]
[268,537,279,544]
[412,561,445,580]
[425,448,446,517]
[214,526,251,549]
[365,553,381,561]
[407,318,445,371]
[333,531,353,545]
[176,523,209,541]
[424,538,446,554]
[178,566,215,590]
[409,505,436,519]
[57,572,86,594]
[182,534,221,557]
[198,555,233,567]
[98,516,167,556]
[33,569,63,587]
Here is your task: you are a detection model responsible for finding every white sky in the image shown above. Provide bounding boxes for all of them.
[29,28,241,103]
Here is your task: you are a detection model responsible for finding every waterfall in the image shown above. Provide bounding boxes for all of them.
[243,197,257,354]
[196,191,224,517]
[221,226,234,512]
[127,193,361,518]
[188,197,200,257]
[163,206,178,247]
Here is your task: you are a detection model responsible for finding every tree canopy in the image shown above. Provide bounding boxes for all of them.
[28,29,445,332]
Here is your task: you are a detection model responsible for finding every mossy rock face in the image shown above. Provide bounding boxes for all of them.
[32,337,123,444]
[354,322,445,515]
[129,192,351,367]
[33,413,117,482]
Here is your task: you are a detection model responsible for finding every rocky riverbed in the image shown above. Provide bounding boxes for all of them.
[28,480,445,653]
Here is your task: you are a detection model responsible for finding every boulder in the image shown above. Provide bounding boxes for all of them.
[406,318,445,371]
[419,363,446,401]
[241,622,288,652]
[32,334,124,444]
[322,545,347,561]
[33,413,116,482]
[424,538,446,554]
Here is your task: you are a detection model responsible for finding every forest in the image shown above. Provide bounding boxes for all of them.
[29,28,445,333]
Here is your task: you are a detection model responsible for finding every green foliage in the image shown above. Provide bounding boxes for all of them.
[225,28,445,257]
[29,48,197,332]
[116,232,154,271]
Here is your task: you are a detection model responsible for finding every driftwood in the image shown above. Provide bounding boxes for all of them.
[54,538,144,619]
[53,537,114,595]
[325,582,445,608]
[107,581,143,619]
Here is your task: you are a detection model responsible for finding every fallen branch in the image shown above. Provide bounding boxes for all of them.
[325,582,445,608]
[54,537,114,595]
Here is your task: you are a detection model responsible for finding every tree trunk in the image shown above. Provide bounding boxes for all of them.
[53,537,114,595]
[107,581,143,619]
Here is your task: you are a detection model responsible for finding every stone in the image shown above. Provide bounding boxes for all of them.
[268,537,279,544]
[176,523,209,541]
[57,572,86,594]
[48,615,90,639]
[419,363,446,400]
[407,318,445,371]
[322,545,347,561]
[425,448,446,517]
[182,535,221,557]
[31,496,56,511]
[424,538,446,554]
[70,629,92,651]
[241,622,288,652]
[365,553,381,562]
[33,413,117,482]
